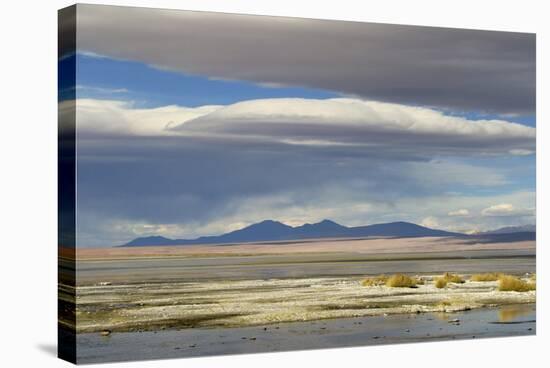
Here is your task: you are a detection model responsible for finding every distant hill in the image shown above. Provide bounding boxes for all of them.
[347,221,460,238]
[480,224,536,235]
[461,224,536,244]
[122,219,463,247]
[464,232,536,244]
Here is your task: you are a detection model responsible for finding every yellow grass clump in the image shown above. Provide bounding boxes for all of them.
[470,272,504,282]
[361,275,388,287]
[434,278,448,288]
[498,275,536,292]
[385,274,418,288]
[441,272,465,284]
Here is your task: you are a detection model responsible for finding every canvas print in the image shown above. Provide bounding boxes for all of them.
[58,4,536,364]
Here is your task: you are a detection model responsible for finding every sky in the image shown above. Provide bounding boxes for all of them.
[61,5,536,247]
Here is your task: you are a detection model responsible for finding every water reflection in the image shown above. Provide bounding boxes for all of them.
[498,304,534,322]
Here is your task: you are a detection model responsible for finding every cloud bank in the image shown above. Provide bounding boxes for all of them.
[73,97,535,158]
[68,4,535,115]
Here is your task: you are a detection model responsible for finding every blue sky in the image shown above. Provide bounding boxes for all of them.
[72,53,338,107]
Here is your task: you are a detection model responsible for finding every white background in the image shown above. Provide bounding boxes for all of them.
[0,0,547,367]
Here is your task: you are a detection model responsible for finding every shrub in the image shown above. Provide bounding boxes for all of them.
[470,273,503,282]
[441,272,465,284]
[434,278,448,289]
[498,275,536,292]
[361,275,388,287]
[385,274,417,288]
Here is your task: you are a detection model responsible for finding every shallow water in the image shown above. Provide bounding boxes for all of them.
[77,304,535,364]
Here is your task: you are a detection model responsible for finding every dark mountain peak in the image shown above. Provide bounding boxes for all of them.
[215,219,294,243]
[292,219,348,238]
[243,219,293,232]
[317,219,342,226]
[384,221,419,226]
[350,221,461,237]
[124,235,173,247]
[254,219,288,227]
[296,219,343,228]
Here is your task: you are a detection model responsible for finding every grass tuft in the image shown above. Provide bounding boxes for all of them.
[470,272,503,282]
[498,275,536,292]
[434,278,448,288]
[361,275,388,287]
[385,274,418,288]
[441,272,465,284]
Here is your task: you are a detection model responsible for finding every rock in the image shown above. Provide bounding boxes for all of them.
[250,337,257,341]
[189,344,196,348]
[405,329,410,332]
[100,330,111,336]
[373,336,380,339]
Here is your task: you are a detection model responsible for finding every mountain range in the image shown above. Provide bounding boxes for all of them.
[122,220,536,247]
[122,219,466,247]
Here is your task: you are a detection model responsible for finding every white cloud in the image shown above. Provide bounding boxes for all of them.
[509,149,535,156]
[448,209,470,217]
[72,99,222,136]
[481,203,534,217]
[71,97,535,157]
[178,98,535,139]
[76,85,129,94]
[420,216,440,229]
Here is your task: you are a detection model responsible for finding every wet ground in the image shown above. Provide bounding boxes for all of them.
[75,249,535,285]
[76,303,535,364]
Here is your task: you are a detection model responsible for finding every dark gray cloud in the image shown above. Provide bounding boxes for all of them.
[73,4,535,114]
[75,131,524,246]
